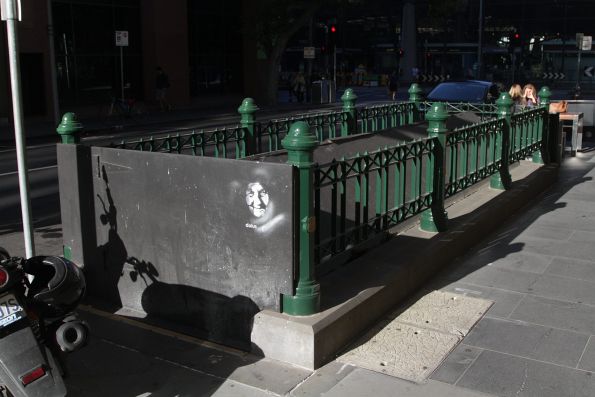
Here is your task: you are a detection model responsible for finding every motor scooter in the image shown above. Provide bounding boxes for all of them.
[0,248,88,397]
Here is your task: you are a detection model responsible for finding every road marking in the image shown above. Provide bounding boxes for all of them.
[0,144,58,153]
[0,164,57,177]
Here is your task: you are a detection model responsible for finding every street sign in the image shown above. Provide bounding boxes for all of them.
[582,36,592,51]
[303,46,315,59]
[577,33,584,48]
[418,74,451,83]
[115,31,128,47]
[542,72,566,80]
[585,66,594,78]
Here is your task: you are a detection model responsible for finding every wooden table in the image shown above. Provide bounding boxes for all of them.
[559,112,584,156]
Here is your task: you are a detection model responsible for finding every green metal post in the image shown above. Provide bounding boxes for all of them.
[341,88,358,136]
[420,103,448,232]
[56,112,83,144]
[408,83,422,124]
[238,98,259,157]
[534,86,551,164]
[490,93,513,190]
[282,121,320,316]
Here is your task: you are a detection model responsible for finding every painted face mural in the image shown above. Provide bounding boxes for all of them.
[245,182,270,218]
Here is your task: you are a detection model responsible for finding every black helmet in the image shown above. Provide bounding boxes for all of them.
[24,256,86,317]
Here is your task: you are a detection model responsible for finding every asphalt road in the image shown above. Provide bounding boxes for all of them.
[0,145,60,232]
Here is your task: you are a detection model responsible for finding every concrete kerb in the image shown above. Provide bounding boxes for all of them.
[251,160,559,370]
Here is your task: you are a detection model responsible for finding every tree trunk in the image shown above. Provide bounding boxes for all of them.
[262,39,289,105]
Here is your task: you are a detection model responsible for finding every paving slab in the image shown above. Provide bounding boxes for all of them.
[512,224,574,242]
[545,257,595,282]
[430,344,483,384]
[569,229,595,243]
[578,337,595,372]
[529,273,595,305]
[441,245,553,277]
[463,317,589,367]
[452,265,542,293]
[70,307,311,396]
[457,350,595,397]
[520,237,595,262]
[323,368,495,397]
[510,295,595,335]
[289,361,355,397]
[66,336,225,397]
[437,282,526,318]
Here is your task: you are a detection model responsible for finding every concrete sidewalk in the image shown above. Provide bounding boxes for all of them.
[2,151,595,396]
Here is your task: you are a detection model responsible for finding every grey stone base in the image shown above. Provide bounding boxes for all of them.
[251,161,559,370]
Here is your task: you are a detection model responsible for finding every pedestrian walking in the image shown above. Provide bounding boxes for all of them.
[292,72,306,103]
[388,70,399,100]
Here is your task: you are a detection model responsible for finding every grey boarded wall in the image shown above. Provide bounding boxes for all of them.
[58,145,295,349]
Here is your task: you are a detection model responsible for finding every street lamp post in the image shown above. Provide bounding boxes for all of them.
[477,0,484,79]
[1,0,35,258]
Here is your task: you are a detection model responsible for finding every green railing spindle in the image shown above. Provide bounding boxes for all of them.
[408,83,422,124]
[534,86,551,164]
[282,121,320,316]
[420,103,448,232]
[490,93,513,189]
[238,97,259,157]
[341,88,358,137]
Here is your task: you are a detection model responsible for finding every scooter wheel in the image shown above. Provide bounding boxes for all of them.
[56,320,88,352]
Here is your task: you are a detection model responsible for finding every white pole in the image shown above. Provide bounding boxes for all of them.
[575,46,582,98]
[2,0,35,258]
[333,48,337,94]
[120,46,124,101]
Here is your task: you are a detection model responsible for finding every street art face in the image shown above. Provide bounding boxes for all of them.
[245,182,270,218]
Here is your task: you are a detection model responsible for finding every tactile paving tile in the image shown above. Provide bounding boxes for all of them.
[337,290,492,383]
[396,290,493,337]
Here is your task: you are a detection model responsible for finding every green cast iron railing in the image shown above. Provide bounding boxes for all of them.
[57,86,555,316]
[420,101,498,116]
[313,138,437,265]
[256,110,349,153]
[509,106,547,163]
[109,125,248,159]
[310,101,551,275]
[356,102,417,133]
[445,117,506,197]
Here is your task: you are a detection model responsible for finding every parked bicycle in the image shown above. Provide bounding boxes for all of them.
[108,96,136,118]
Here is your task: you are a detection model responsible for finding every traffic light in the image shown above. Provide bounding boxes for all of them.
[399,48,404,57]
[329,25,337,51]
[512,33,521,47]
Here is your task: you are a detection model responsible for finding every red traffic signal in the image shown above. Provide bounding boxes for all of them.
[330,25,336,33]
[514,33,520,39]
